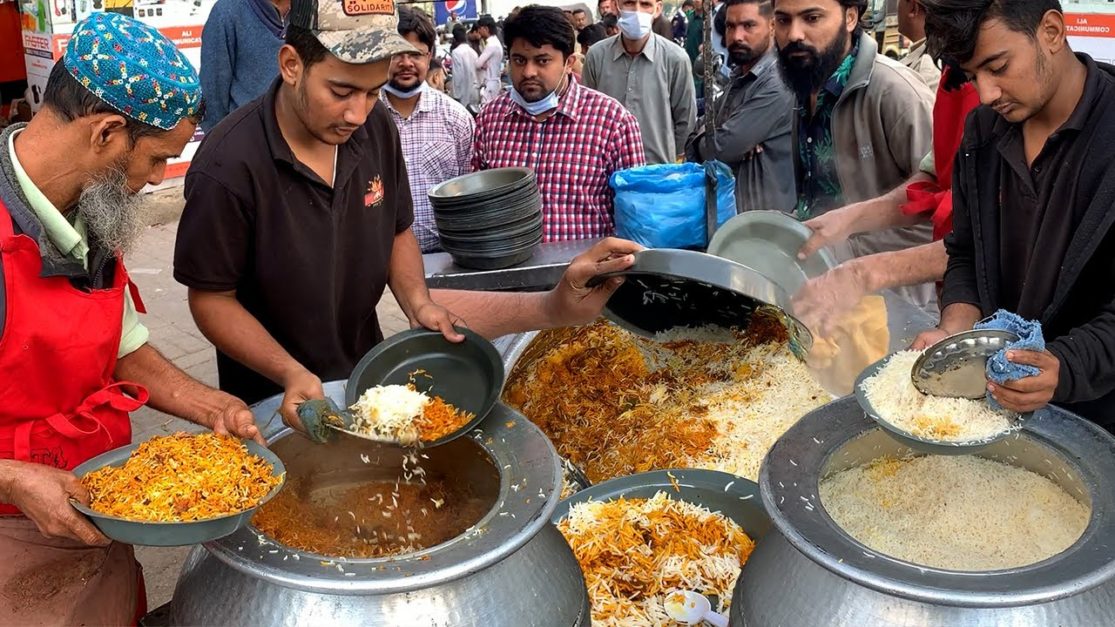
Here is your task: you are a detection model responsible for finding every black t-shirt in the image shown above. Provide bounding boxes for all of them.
[174,79,414,404]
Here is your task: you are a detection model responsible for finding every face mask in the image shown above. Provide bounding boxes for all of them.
[382,81,426,99]
[509,75,566,116]
[618,9,653,40]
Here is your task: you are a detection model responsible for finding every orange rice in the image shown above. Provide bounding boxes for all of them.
[81,433,282,522]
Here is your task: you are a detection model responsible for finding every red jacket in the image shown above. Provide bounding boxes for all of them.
[901,66,981,241]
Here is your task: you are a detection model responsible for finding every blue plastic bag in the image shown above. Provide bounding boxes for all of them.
[610,161,736,249]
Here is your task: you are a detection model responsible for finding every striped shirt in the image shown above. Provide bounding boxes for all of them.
[383,87,475,252]
[471,80,646,242]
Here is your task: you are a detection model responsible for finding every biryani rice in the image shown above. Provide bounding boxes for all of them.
[349,384,474,445]
[504,319,828,483]
[81,432,282,522]
[558,492,755,625]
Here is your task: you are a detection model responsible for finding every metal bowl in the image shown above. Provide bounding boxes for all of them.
[345,328,504,446]
[707,210,837,296]
[428,167,535,202]
[551,469,771,540]
[71,439,285,547]
[733,397,1115,626]
[855,354,1026,455]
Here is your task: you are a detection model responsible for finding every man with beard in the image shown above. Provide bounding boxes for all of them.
[383,7,473,252]
[686,0,795,212]
[177,0,641,432]
[912,0,1115,428]
[0,14,263,625]
[774,0,936,312]
[472,5,645,240]
[584,0,697,164]
[791,63,979,335]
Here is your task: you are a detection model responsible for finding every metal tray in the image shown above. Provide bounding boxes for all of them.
[550,468,771,540]
[707,210,837,296]
[344,327,504,446]
[71,439,285,547]
[855,355,1025,455]
[587,248,813,356]
[913,329,1020,398]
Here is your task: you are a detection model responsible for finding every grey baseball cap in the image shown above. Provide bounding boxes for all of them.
[289,0,417,64]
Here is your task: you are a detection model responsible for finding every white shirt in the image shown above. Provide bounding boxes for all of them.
[478,36,503,87]
[450,44,480,108]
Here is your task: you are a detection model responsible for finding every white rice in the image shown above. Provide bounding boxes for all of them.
[820,455,1090,571]
[863,351,1014,443]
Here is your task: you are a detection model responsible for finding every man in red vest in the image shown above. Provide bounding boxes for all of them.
[0,14,261,624]
[791,64,980,334]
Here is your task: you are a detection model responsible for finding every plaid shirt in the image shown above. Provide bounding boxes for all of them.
[383,88,475,251]
[472,80,646,242]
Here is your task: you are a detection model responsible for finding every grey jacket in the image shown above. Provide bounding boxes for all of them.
[794,33,936,311]
[686,50,796,213]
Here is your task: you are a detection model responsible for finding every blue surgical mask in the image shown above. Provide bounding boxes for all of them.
[382,81,426,99]
[618,9,653,40]
[510,76,566,116]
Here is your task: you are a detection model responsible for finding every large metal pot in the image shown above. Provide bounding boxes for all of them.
[733,397,1115,626]
[171,381,589,626]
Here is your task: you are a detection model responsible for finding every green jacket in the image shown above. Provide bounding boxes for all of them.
[684,11,703,62]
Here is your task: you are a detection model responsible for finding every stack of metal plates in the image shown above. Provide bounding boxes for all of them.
[428,167,543,270]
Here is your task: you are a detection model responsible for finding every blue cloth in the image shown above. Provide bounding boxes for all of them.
[199,0,286,131]
[65,13,202,131]
[974,310,1045,407]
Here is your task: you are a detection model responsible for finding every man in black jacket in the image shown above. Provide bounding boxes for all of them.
[913,0,1115,430]
[685,0,795,213]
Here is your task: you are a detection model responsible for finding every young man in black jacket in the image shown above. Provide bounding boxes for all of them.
[912,0,1115,430]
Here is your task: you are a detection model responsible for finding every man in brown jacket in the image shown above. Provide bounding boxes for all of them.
[774,0,936,312]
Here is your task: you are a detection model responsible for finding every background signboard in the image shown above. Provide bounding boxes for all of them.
[434,0,477,25]
[1065,3,1115,63]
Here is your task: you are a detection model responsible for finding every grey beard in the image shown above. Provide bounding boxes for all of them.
[76,168,146,255]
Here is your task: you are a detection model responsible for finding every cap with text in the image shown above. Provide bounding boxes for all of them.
[289,0,417,64]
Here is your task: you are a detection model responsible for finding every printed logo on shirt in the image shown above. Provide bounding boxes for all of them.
[343,0,395,16]
[365,176,385,208]
[859,145,875,160]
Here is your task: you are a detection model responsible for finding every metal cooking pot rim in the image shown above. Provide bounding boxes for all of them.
[199,381,562,596]
[761,397,1115,608]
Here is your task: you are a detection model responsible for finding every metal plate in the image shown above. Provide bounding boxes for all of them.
[855,355,1025,455]
[344,328,505,446]
[550,469,772,541]
[428,167,534,202]
[71,439,285,547]
[587,248,813,356]
[913,329,1021,398]
[707,210,838,296]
